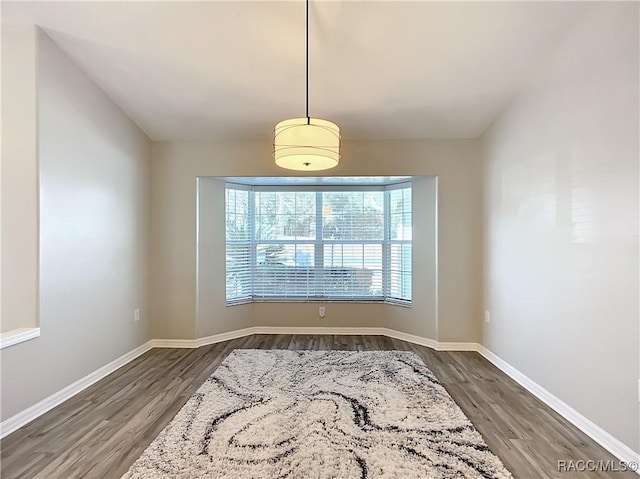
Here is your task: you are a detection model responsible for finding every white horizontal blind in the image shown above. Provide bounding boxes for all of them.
[225,183,412,304]
[225,187,251,303]
[254,191,317,297]
[321,191,385,299]
[386,186,412,302]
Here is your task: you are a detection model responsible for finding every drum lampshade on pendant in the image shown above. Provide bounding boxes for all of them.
[274,118,340,171]
[273,0,341,171]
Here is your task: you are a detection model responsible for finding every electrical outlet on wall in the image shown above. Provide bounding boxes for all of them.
[319,306,326,318]
[485,310,491,324]
[134,308,140,322]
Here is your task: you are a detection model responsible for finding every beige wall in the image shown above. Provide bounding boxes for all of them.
[1,25,38,332]
[481,2,639,452]
[195,176,437,336]
[1,3,635,459]
[389,177,438,338]
[0,31,152,421]
[151,139,481,342]
[196,177,253,337]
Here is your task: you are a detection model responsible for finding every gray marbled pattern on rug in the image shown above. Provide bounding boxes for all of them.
[122,350,513,479]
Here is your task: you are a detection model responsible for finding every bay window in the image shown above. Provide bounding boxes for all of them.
[225,181,412,305]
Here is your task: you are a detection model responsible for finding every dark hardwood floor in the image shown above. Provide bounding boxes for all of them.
[1,334,635,478]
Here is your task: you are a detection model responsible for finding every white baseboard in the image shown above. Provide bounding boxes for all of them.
[197,327,265,347]
[151,327,257,349]
[150,327,476,352]
[382,328,439,349]
[3,326,637,470]
[477,345,640,468]
[250,326,476,352]
[0,340,154,439]
[150,338,196,348]
[0,327,472,439]
[433,341,479,352]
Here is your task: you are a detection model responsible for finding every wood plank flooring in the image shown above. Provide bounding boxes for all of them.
[1,334,635,479]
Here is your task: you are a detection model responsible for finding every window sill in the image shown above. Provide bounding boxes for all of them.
[227,299,412,308]
[1,327,41,349]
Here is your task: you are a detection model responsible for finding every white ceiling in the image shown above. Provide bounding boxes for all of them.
[3,1,592,141]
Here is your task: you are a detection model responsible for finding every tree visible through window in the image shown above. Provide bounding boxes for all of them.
[225,183,412,304]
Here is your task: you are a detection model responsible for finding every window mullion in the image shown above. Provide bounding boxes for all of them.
[249,188,256,300]
[314,191,323,297]
[383,188,390,299]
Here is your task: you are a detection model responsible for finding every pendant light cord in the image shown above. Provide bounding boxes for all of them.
[306,0,310,125]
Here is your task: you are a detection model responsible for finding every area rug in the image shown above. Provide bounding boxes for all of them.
[122,350,513,479]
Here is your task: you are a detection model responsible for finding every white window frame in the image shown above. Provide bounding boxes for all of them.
[384,182,413,305]
[225,183,252,304]
[225,181,412,305]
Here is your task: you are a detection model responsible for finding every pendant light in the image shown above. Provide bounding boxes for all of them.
[273,0,340,171]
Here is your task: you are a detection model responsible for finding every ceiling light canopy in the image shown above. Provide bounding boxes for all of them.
[273,0,340,171]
